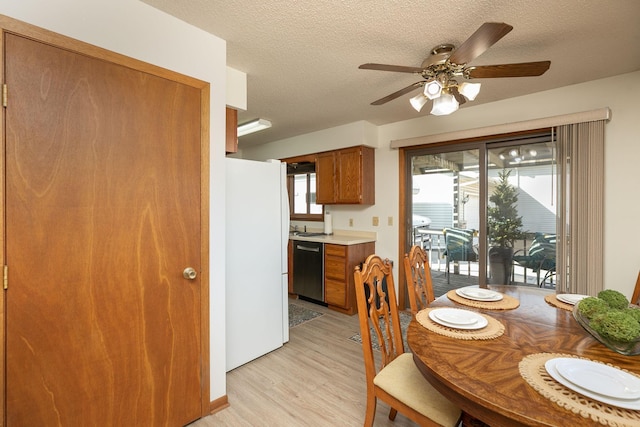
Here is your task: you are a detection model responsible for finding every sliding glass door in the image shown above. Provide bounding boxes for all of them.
[486,137,557,287]
[405,131,556,297]
[408,147,482,291]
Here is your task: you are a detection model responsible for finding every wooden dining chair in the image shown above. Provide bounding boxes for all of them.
[403,247,490,427]
[353,254,461,427]
[404,245,435,314]
[631,271,640,306]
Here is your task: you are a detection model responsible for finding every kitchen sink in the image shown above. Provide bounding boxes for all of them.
[290,231,325,237]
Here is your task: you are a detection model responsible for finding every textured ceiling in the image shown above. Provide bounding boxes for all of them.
[143,0,640,148]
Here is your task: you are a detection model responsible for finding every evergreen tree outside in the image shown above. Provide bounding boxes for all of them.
[488,169,525,248]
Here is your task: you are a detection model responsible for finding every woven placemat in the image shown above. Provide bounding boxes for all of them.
[447,289,520,310]
[416,307,505,340]
[519,352,640,426]
[544,294,574,311]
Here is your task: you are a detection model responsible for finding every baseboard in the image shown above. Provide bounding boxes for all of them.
[209,395,229,414]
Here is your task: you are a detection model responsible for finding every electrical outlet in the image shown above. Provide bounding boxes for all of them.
[388,216,393,226]
[372,216,379,226]
[349,218,353,227]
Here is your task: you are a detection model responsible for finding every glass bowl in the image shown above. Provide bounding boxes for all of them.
[572,305,640,356]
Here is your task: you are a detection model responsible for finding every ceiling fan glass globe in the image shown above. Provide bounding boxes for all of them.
[458,82,481,101]
[410,93,429,112]
[430,92,459,115]
[423,80,443,99]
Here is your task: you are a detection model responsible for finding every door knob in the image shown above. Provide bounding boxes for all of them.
[183,267,197,280]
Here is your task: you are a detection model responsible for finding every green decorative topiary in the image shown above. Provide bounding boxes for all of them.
[577,297,610,320]
[575,294,640,354]
[597,289,630,310]
[590,311,640,343]
[624,307,640,323]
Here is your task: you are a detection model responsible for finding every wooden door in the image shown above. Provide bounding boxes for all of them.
[4,33,205,426]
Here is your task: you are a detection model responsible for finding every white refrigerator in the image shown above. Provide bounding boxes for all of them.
[225,158,290,371]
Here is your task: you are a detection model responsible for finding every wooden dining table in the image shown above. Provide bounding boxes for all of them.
[407,285,640,427]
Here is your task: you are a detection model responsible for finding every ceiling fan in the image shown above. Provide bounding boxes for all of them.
[359,22,550,115]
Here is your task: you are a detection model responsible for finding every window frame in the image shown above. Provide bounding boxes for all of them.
[282,154,324,221]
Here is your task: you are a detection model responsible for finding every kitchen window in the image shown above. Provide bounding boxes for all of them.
[286,159,324,221]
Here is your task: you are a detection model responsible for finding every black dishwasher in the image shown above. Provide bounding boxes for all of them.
[292,240,324,303]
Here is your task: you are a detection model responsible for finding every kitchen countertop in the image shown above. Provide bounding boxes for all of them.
[289,229,376,245]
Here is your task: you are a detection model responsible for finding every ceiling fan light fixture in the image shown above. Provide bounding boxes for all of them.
[423,80,443,99]
[410,93,429,112]
[237,118,272,137]
[458,82,481,101]
[430,92,459,116]
[361,22,551,117]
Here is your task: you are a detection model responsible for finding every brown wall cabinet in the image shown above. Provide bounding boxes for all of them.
[316,146,375,205]
[324,242,376,315]
[225,107,238,154]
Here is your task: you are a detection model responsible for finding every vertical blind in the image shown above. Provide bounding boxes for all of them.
[556,120,605,294]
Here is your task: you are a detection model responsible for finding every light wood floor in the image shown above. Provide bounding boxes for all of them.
[193,272,536,426]
[191,298,418,427]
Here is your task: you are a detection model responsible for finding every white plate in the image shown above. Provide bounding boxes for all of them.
[555,358,640,400]
[456,287,503,302]
[545,358,640,410]
[433,308,478,325]
[556,294,589,305]
[428,308,488,330]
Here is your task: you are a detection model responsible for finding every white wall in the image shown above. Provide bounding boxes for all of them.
[0,0,229,401]
[226,66,247,110]
[241,120,379,159]
[242,71,640,299]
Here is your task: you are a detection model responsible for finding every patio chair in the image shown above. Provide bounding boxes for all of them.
[353,254,461,427]
[443,227,478,283]
[512,233,556,287]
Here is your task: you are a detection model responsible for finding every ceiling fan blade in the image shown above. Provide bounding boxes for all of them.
[371,82,424,105]
[448,22,513,65]
[359,63,424,73]
[449,86,467,106]
[467,61,551,78]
